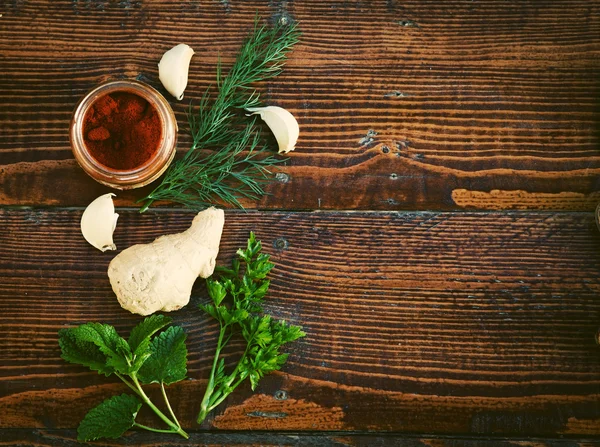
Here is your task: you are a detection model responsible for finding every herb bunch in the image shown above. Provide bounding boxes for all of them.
[58,234,305,440]
[139,18,301,212]
[139,123,281,210]
[197,232,305,424]
[58,315,188,441]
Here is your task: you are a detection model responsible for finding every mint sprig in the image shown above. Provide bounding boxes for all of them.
[197,232,306,424]
[58,316,188,441]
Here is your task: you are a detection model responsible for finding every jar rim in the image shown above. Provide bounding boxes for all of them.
[70,80,178,190]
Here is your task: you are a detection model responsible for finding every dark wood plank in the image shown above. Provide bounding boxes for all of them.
[3,429,600,447]
[1,1,599,210]
[1,209,599,436]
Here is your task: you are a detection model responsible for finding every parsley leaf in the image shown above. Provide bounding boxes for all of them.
[137,325,188,385]
[197,232,305,424]
[77,394,142,442]
[240,316,305,390]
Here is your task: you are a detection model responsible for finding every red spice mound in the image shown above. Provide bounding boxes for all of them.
[83,91,162,170]
[87,126,110,141]
[94,95,118,118]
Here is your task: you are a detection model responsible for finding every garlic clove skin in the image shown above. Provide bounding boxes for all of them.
[246,106,299,153]
[158,44,195,100]
[81,193,119,252]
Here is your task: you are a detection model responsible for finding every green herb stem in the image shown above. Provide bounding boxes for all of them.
[197,324,227,424]
[161,382,181,429]
[115,372,139,396]
[131,374,189,439]
[133,423,181,435]
[139,200,152,214]
[204,350,244,414]
[206,375,246,415]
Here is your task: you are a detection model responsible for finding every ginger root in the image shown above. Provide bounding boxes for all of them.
[108,207,225,315]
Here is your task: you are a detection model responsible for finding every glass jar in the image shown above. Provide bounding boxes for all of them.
[70,80,178,190]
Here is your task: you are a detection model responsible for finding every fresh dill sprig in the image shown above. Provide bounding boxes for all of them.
[140,123,282,210]
[139,17,300,212]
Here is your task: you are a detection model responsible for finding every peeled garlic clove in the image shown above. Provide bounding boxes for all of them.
[158,44,194,100]
[81,193,119,252]
[246,106,299,153]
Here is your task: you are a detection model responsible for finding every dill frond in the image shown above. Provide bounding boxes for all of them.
[139,17,300,212]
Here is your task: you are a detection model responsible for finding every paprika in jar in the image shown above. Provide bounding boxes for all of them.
[70,80,177,190]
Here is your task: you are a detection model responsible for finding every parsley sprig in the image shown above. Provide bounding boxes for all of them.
[197,232,305,424]
[138,18,300,212]
[58,315,189,441]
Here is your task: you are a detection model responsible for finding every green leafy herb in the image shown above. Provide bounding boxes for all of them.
[128,314,171,355]
[140,122,282,210]
[138,325,188,385]
[58,316,189,440]
[77,394,142,442]
[197,232,306,424]
[58,326,116,377]
[59,322,136,375]
[139,17,300,212]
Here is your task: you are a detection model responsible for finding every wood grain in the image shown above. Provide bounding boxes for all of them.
[2,0,600,444]
[1,1,599,210]
[1,209,599,437]
[3,429,600,447]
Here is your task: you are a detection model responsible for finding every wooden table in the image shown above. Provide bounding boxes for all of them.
[2,1,600,445]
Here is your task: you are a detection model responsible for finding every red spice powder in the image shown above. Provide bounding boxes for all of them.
[83,91,162,170]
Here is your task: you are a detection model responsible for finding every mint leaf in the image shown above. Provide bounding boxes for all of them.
[104,336,135,374]
[58,328,113,376]
[73,323,131,358]
[59,320,189,439]
[128,314,172,356]
[137,325,187,385]
[77,393,142,441]
[69,323,133,375]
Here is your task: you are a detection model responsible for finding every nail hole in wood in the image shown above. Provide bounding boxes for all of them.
[274,390,288,400]
[274,238,289,250]
[275,173,290,183]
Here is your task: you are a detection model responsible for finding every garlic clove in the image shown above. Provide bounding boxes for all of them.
[158,44,195,100]
[246,106,299,153]
[81,193,119,252]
